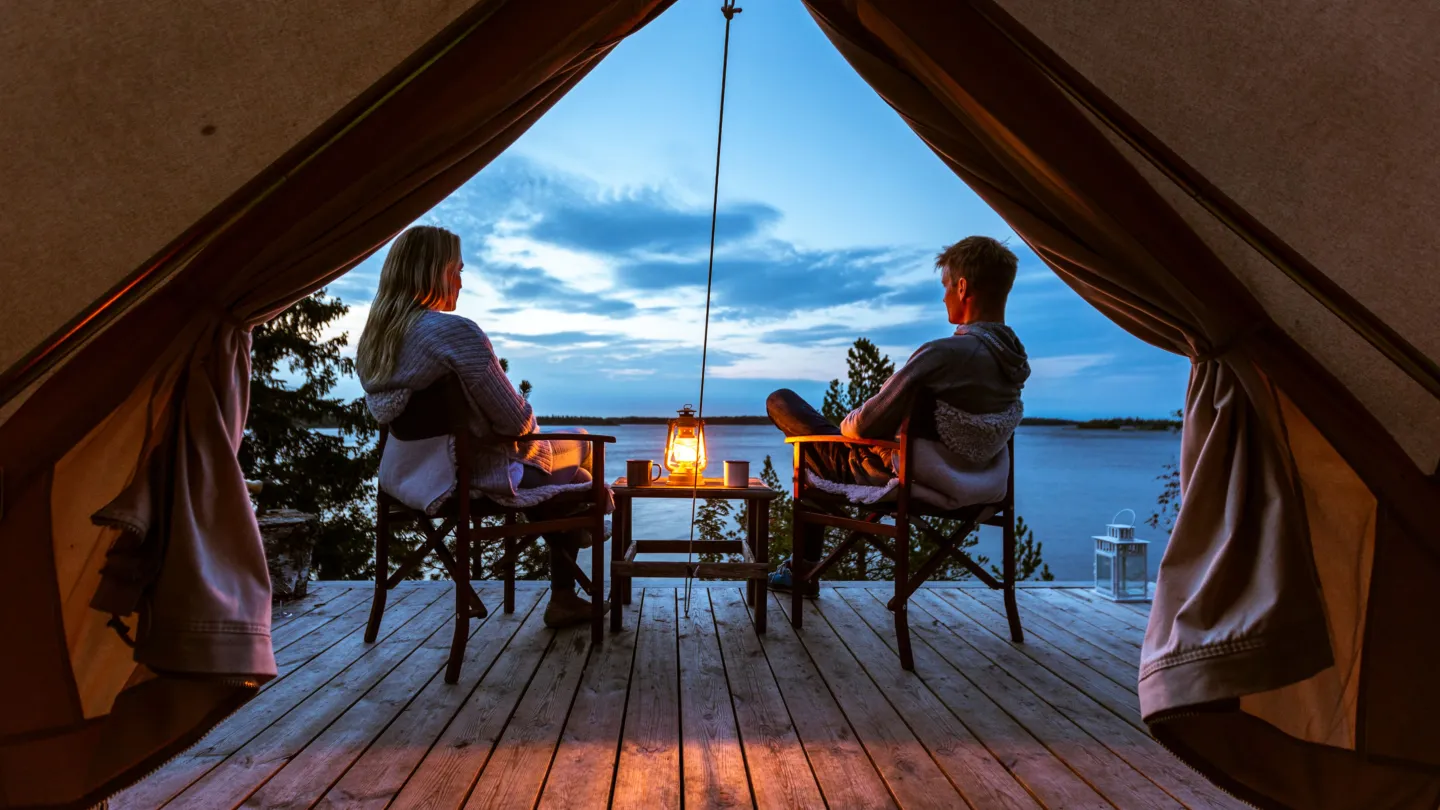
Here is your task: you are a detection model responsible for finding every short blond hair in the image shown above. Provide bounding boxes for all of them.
[935,236,1018,307]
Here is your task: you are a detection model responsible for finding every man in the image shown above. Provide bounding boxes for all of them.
[767,235,1031,593]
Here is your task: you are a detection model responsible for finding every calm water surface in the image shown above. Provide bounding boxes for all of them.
[544,423,1177,582]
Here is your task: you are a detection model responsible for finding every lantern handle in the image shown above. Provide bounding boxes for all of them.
[1111,508,1136,527]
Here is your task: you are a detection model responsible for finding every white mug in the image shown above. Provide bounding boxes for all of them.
[723,460,749,488]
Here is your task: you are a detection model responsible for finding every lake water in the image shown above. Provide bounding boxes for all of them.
[543,423,1178,582]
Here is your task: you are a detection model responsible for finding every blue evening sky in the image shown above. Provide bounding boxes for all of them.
[325,0,1189,418]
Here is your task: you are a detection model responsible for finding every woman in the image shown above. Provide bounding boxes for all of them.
[356,225,601,629]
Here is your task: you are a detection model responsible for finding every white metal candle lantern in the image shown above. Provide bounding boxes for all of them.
[1093,509,1149,602]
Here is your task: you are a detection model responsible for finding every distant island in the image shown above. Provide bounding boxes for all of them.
[538,415,1182,431]
[303,414,1180,431]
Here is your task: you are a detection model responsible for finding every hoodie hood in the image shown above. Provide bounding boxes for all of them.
[956,322,1031,385]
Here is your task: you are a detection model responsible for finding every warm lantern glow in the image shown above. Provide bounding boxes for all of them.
[664,404,708,485]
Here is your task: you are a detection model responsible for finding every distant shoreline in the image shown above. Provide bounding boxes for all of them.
[537,415,1181,431]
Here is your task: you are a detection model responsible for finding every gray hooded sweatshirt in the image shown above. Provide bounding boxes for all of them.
[840,323,1030,507]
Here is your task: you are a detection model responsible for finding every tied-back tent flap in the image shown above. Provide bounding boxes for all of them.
[0,0,1435,807]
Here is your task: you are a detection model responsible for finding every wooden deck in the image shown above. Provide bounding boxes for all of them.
[115,581,1243,810]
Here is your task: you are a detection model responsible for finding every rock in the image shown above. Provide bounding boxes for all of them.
[259,508,317,600]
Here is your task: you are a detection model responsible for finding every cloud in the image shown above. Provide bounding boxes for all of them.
[319,153,1188,417]
[1028,353,1115,381]
[528,195,782,255]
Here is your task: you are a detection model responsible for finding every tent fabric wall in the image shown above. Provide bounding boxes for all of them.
[980,0,1440,472]
[0,1,673,806]
[2,0,1437,807]
[803,0,1440,807]
[0,0,487,385]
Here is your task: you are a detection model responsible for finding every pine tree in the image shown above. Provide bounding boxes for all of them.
[241,289,380,581]
[820,379,847,423]
[1146,409,1184,532]
[845,337,894,410]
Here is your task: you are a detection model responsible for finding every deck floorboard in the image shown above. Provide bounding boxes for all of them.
[116,582,1241,809]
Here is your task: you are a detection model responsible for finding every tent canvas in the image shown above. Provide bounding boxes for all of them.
[2,0,1437,807]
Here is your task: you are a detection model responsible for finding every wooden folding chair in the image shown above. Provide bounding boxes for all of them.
[363,375,613,684]
[787,413,1021,671]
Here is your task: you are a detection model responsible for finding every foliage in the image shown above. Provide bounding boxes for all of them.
[694,336,1051,583]
[241,290,382,581]
[1146,409,1184,532]
[844,338,895,415]
[989,515,1053,582]
[820,379,846,424]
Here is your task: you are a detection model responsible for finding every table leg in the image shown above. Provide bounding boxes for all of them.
[621,498,634,605]
[755,497,768,634]
[745,501,758,607]
[611,496,627,632]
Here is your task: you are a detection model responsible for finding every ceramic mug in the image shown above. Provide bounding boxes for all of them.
[627,459,663,487]
[723,460,749,488]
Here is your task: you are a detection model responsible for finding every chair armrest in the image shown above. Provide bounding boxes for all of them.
[785,435,899,451]
[502,433,617,443]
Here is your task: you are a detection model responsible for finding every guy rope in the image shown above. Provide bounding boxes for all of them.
[684,0,742,617]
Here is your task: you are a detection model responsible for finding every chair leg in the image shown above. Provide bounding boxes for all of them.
[592,509,605,645]
[789,521,804,630]
[446,515,469,685]
[503,513,516,614]
[895,520,914,671]
[1003,512,1024,643]
[365,497,390,644]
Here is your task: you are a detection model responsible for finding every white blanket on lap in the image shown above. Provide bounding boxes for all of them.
[378,434,612,516]
[807,438,1010,511]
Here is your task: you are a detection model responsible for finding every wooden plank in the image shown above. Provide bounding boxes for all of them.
[269,582,347,631]
[1056,588,1152,631]
[812,590,1046,809]
[243,586,511,809]
[389,592,559,810]
[1016,589,1143,662]
[538,591,645,810]
[750,593,896,809]
[633,539,744,554]
[679,588,751,809]
[899,591,1182,810]
[919,591,1246,810]
[111,584,445,810]
[708,589,824,810]
[953,589,1144,714]
[611,560,767,579]
[309,588,545,810]
[269,586,373,651]
[268,584,423,686]
[970,590,1140,690]
[835,589,1109,810]
[612,589,681,810]
[773,595,968,810]
[612,477,778,499]
[463,623,593,809]
[161,593,459,810]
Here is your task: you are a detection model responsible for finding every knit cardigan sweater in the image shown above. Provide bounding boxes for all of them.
[362,311,552,501]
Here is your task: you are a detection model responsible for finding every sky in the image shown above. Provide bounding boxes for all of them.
[323,0,1190,419]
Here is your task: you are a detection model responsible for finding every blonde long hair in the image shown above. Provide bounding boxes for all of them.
[356,225,462,384]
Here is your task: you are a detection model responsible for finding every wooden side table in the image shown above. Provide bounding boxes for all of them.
[610,476,781,634]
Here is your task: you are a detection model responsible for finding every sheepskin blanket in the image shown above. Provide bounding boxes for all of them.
[378,433,613,517]
[808,401,1020,510]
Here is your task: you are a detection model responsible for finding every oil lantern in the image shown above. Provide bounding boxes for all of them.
[664,404,708,486]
